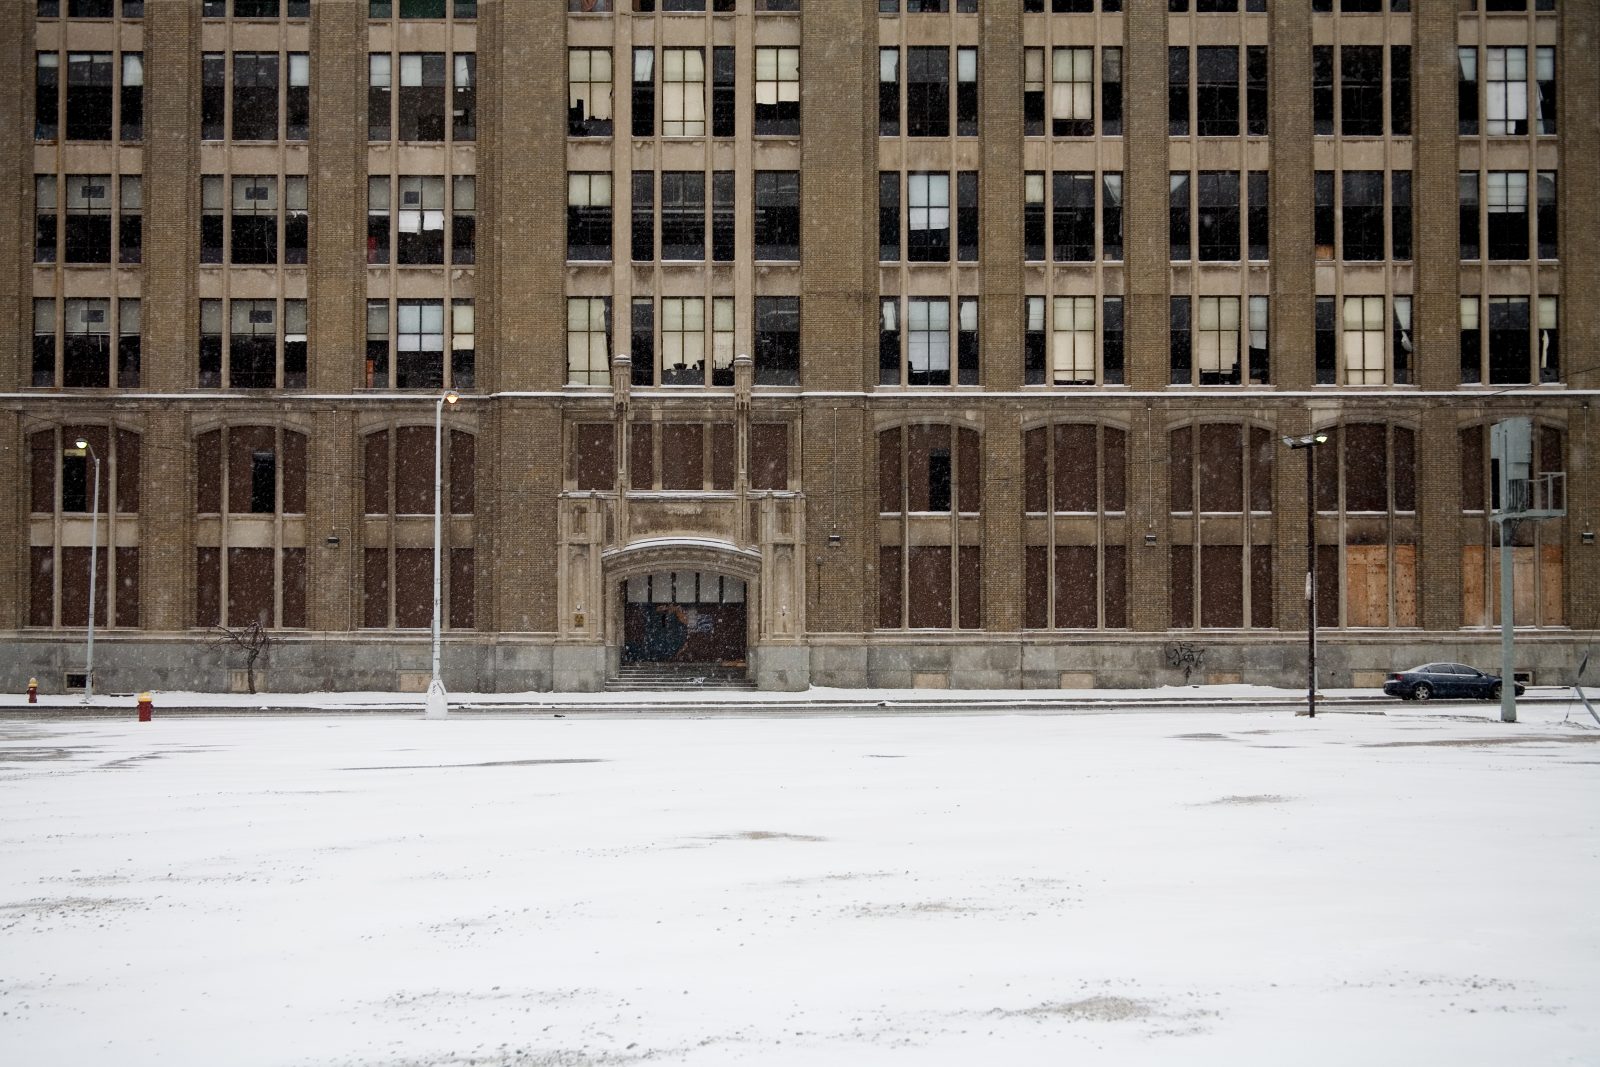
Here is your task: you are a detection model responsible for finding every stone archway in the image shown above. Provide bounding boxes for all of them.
[602,539,763,672]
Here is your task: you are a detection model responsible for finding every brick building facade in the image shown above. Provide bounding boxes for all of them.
[2,0,1596,693]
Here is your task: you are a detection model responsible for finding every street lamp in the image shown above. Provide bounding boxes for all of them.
[425,390,460,719]
[71,437,101,703]
[1283,431,1330,718]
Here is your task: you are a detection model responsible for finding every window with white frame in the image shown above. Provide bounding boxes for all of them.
[568,48,613,136]
[1341,296,1385,385]
[363,298,473,389]
[754,47,799,136]
[566,297,612,386]
[198,298,307,389]
[1052,47,1093,136]
[661,48,706,137]
[907,172,950,261]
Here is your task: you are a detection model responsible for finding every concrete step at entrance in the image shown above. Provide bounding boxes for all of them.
[606,664,755,691]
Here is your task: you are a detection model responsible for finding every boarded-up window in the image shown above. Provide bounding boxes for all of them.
[1103,545,1127,628]
[1197,424,1243,512]
[281,548,305,628]
[906,425,950,513]
[1393,427,1416,511]
[1316,544,1340,628]
[281,431,306,514]
[957,428,980,513]
[1104,427,1126,511]
[31,432,55,513]
[228,547,274,627]
[750,423,789,490]
[363,548,389,627]
[197,548,222,627]
[878,546,902,629]
[394,425,433,514]
[1023,427,1048,512]
[1459,426,1484,511]
[1170,544,1194,627]
[1462,544,1563,626]
[364,430,390,513]
[1343,544,1416,628]
[29,548,54,627]
[1023,545,1048,627]
[115,429,140,512]
[710,423,735,490]
[1054,545,1097,627]
[1250,546,1273,628]
[958,545,981,629]
[1344,424,1387,512]
[1248,426,1272,511]
[661,424,703,490]
[907,545,951,628]
[115,546,140,628]
[630,423,654,490]
[450,547,475,628]
[196,429,223,509]
[450,431,475,513]
[1540,426,1563,511]
[573,423,614,491]
[60,547,107,627]
[1200,544,1243,627]
[394,547,431,627]
[1169,427,1192,511]
[1054,425,1096,512]
[878,428,901,513]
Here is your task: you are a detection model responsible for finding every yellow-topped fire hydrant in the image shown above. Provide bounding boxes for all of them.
[137,692,153,723]
[27,677,38,704]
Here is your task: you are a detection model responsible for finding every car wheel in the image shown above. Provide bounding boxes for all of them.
[1413,683,1432,701]
[1489,683,1501,701]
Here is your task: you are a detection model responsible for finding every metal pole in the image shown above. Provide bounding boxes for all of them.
[1499,518,1517,723]
[1306,442,1316,719]
[84,449,100,703]
[426,393,447,719]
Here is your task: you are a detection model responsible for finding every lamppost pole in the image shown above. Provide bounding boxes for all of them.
[74,438,100,704]
[1284,432,1329,718]
[426,390,459,720]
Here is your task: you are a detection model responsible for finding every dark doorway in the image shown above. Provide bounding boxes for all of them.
[622,570,747,666]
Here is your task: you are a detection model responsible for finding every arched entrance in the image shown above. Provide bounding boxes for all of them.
[622,570,747,667]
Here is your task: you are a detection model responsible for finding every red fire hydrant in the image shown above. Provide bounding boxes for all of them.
[137,691,153,723]
[27,677,38,704]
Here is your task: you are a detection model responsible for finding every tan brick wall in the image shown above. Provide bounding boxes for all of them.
[142,0,200,393]
[1413,0,1461,391]
[0,1,27,394]
[1122,0,1169,393]
[310,0,366,393]
[1268,0,1313,390]
[480,0,566,393]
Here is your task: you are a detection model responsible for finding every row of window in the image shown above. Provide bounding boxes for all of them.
[571,1,799,11]
[1311,45,1410,138]
[22,289,1554,392]
[1458,46,1557,137]
[25,418,1555,522]
[568,171,797,262]
[573,47,800,139]
[570,422,791,492]
[35,1,482,17]
[35,52,142,142]
[34,174,141,265]
[18,415,1564,632]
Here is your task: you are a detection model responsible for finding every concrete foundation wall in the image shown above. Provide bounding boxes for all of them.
[6,632,1584,697]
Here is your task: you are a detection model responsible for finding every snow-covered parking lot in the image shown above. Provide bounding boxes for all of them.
[2,705,1597,1066]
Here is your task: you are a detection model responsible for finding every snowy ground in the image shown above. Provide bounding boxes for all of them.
[2,706,1596,1066]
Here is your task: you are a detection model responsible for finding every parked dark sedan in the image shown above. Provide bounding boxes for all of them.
[1383,663,1526,701]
